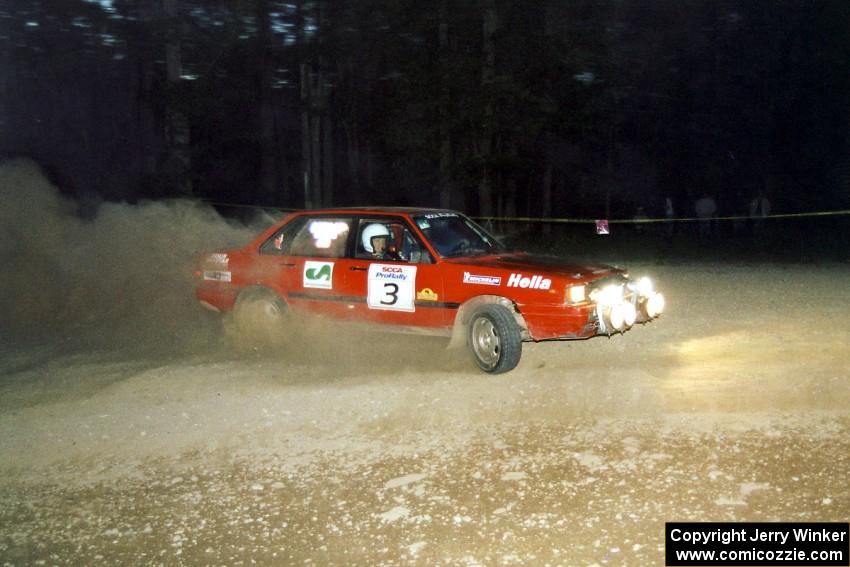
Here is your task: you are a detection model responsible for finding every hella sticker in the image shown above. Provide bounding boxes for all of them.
[507,273,551,290]
[463,272,501,286]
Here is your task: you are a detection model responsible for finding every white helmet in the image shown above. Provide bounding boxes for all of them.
[361,224,390,253]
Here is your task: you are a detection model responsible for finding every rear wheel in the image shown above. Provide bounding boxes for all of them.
[225,288,288,349]
[467,304,522,374]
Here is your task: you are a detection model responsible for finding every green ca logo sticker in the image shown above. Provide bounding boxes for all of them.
[303,261,334,289]
[306,264,331,281]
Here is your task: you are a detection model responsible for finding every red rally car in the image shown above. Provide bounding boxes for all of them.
[195,208,665,373]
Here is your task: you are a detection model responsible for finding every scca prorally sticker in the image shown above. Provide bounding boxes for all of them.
[463,272,501,286]
[507,273,551,290]
[203,270,231,282]
[368,264,417,312]
[303,261,334,289]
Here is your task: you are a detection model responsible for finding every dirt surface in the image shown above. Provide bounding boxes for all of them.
[1,160,849,565]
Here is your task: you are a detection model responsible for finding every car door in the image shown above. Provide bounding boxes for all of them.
[341,216,453,329]
[257,214,355,320]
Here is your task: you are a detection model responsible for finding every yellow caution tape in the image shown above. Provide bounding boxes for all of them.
[474,210,850,224]
[198,199,850,224]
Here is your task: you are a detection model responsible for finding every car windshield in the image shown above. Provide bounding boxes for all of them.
[412,213,507,258]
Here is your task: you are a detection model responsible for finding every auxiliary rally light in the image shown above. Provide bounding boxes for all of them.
[606,301,637,332]
[622,302,637,327]
[645,292,665,318]
[608,304,625,331]
[636,276,654,296]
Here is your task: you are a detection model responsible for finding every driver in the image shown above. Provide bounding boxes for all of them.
[361,224,393,259]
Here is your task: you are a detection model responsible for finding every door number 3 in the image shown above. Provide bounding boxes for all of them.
[380,282,399,305]
[367,264,416,312]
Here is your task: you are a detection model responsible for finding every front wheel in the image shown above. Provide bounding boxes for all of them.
[467,304,522,374]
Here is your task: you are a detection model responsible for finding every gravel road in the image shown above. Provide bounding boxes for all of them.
[2,262,849,566]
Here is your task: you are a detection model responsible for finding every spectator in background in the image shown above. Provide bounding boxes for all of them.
[633,206,648,233]
[664,196,675,243]
[749,192,771,237]
[694,193,717,242]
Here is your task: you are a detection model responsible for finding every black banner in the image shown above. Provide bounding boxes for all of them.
[666,522,849,566]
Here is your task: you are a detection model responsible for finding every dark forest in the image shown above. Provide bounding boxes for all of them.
[3,1,850,220]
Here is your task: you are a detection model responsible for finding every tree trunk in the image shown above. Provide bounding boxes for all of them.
[477,0,498,217]
[127,26,158,185]
[273,100,289,201]
[541,156,553,234]
[300,63,313,208]
[298,3,332,209]
[322,113,333,207]
[504,141,518,218]
[256,0,278,204]
[606,123,614,220]
[365,140,375,190]
[0,18,11,156]
[162,0,192,196]
[311,104,322,207]
[438,3,453,209]
[344,121,361,193]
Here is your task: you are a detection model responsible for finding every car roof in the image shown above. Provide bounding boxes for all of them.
[291,206,461,216]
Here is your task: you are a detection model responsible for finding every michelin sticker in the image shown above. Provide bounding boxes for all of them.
[368,264,417,312]
[463,272,501,286]
[303,261,334,289]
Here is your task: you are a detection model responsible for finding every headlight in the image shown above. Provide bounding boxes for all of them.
[591,283,624,306]
[645,292,665,318]
[622,302,637,327]
[608,304,625,330]
[567,285,586,303]
[636,276,653,296]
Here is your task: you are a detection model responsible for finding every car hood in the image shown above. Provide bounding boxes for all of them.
[445,252,624,283]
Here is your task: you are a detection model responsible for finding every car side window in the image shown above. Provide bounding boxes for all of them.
[261,217,352,258]
[259,217,305,256]
[355,219,432,264]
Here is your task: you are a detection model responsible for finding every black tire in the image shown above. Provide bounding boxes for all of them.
[467,304,522,374]
[225,288,288,349]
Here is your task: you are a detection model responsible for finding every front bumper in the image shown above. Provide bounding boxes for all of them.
[590,277,665,335]
[518,277,665,341]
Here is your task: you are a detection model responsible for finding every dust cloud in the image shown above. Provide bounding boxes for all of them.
[0,159,463,375]
[0,158,262,353]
